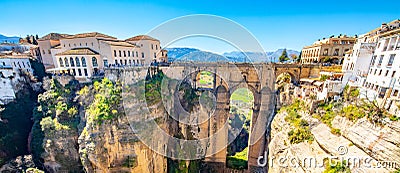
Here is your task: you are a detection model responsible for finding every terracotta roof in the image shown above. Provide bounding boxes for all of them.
[38,33,71,41]
[65,32,116,39]
[125,35,159,41]
[56,48,99,56]
[100,40,139,48]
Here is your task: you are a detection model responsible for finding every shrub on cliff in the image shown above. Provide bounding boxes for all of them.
[281,99,314,144]
[87,78,122,124]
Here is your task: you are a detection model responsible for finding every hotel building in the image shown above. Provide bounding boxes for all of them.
[301,35,356,64]
[37,32,168,80]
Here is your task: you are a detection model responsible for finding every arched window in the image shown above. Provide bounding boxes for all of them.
[120,60,123,65]
[132,51,134,57]
[64,57,69,67]
[114,50,117,57]
[59,58,64,67]
[70,57,75,67]
[119,50,122,57]
[81,57,87,67]
[154,53,156,58]
[75,57,80,67]
[141,52,144,58]
[136,51,138,57]
[92,57,98,67]
[128,51,130,57]
[123,51,126,57]
[129,60,132,65]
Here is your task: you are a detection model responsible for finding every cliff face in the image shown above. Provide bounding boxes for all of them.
[268,108,400,173]
[78,109,167,173]
[33,78,169,173]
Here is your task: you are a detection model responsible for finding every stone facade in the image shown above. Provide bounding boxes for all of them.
[301,35,356,64]
[38,32,168,81]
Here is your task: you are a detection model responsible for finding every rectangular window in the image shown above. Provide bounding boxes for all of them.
[104,60,108,67]
[378,55,384,66]
[385,70,389,77]
[333,49,339,56]
[84,69,88,76]
[392,71,396,78]
[388,54,396,66]
[371,55,377,66]
[78,69,82,76]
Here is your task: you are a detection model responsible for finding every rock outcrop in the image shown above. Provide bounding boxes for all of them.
[0,155,36,173]
[78,112,167,173]
[268,111,399,173]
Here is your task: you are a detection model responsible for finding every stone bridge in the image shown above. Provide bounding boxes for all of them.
[105,62,320,172]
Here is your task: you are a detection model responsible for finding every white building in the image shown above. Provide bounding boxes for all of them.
[38,32,168,81]
[342,33,377,88]
[0,55,34,74]
[0,55,34,105]
[362,20,400,112]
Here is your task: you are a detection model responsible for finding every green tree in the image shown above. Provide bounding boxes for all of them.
[279,49,290,62]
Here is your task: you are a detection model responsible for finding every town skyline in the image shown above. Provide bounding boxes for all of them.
[0,0,399,53]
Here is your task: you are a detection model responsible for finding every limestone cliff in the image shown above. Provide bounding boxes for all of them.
[268,106,400,173]
[78,106,167,173]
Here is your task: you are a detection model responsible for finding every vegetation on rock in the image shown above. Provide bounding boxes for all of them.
[87,78,122,124]
[323,160,350,173]
[281,100,314,144]
[226,147,248,170]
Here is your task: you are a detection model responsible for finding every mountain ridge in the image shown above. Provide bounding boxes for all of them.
[165,47,300,63]
[0,34,20,44]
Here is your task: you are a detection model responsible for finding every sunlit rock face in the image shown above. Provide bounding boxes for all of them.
[268,109,399,173]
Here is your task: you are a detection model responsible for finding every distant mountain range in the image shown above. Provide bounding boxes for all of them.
[0,34,20,44]
[165,47,300,63]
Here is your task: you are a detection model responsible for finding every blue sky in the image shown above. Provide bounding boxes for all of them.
[0,0,399,53]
